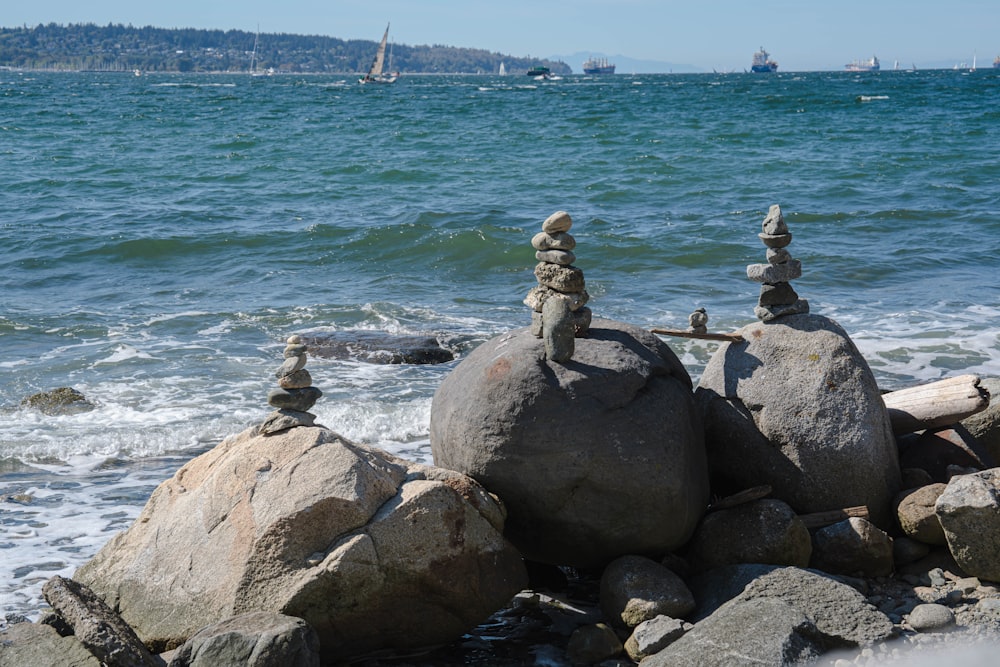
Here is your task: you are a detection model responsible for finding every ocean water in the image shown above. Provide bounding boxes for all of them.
[2,69,999,618]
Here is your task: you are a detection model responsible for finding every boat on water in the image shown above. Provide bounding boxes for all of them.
[360,23,397,85]
[526,65,551,78]
[845,56,880,72]
[582,56,616,74]
[750,46,778,73]
[994,55,1000,69]
[498,61,506,76]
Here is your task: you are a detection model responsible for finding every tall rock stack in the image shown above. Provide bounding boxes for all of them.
[746,204,810,321]
[523,210,592,362]
[262,335,323,434]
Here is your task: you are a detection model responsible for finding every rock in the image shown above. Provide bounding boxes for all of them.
[167,612,320,667]
[274,354,306,378]
[533,262,584,293]
[895,484,948,545]
[623,615,688,662]
[541,210,573,234]
[686,565,893,645]
[898,426,994,483]
[541,295,574,362]
[906,603,956,632]
[41,575,160,667]
[430,319,708,568]
[695,313,901,529]
[0,620,102,667]
[685,498,812,572]
[266,386,321,412]
[301,332,455,365]
[600,555,696,628]
[893,536,931,566]
[534,249,576,265]
[74,426,526,662]
[641,597,828,667]
[809,517,894,578]
[523,285,590,313]
[531,231,576,251]
[277,369,312,390]
[19,386,95,415]
[259,409,316,435]
[935,468,1000,582]
[565,623,623,664]
[960,377,1000,462]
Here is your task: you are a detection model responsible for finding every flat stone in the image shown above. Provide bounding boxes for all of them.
[275,355,307,378]
[766,247,792,264]
[523,285,589,313]
[535,249,576,265]
[758,232,792,248]
[755,299,810,322]
[531,231,576,251]
[283,344,307,358]
[534,262,585,293]
[261,409,317,435]
[758,282,799,306]
[541,210,572,234]
[267,386,322,412]
[278,369,313,390]
[747,259,802,283]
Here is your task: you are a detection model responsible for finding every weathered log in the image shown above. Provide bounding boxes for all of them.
[798,506,869,529]
[882,374,991,435]
[650,328,744,343]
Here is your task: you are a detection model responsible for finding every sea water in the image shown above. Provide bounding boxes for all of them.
[2,69,999,617]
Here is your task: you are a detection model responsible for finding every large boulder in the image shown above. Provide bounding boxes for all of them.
[695,313,900,528]
[167,612,320,667]
[935,468,1000,582]
[430,318,708,568]
[960,376,1000,461]
[74,426,527,662]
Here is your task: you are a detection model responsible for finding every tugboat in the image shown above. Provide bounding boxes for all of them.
[750,46,778,73]
[526,65,551,77]
[582,56,616,74]
[845,56,880,72]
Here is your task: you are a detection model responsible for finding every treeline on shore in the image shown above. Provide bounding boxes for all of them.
[0,22,570,75]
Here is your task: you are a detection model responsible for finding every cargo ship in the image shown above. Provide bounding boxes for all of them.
[845,56,880,72]
[582,57,616,74]
[750,46,778,73]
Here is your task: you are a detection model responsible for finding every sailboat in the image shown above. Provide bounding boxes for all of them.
[499,61,506,76]
[249,28,260,76]
[360,23,397,84]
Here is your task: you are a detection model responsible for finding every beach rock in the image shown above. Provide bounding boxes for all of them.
[430,318,708,568]
[896,483,947,545]
[541,295,574,362]
[906,603,956,632]
[686,565,893,644]
[301,331,455,365]
[960,376,1000,461]
[41,575,159,667]
[534,249,576,265]
[19,386,96,415]
[565,623,623,664]
[623,615,688,662]
[533,262,584,293]
[167,612,320,667]
[695,312,901,529]
[600,555,696,628]
[897,426,994,483]
[685,498,812,572]
[541,210,573,234]
[74,426,526,662]
[531,231,576,251]
[687,308,708,334]
[809,517,894,578]
[893,536,932,566]
[0,620,101,667]
[266,387,321,412]
[935,468,1000,582]
[746,205,810,322]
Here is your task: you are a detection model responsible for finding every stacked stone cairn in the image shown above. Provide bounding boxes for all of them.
[523,210,592,362]
[261,335,323,434]
[687,307,708,334]
[746,204,810,321]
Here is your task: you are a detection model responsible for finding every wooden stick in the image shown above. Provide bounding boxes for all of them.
[798,506,869,529]
[651,328,744,343]
[882,374,990,435]
[708,485,772,511]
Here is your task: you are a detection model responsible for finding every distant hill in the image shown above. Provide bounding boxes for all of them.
[0,23,570,75]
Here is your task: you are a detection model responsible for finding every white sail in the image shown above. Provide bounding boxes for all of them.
[360,23,397,84]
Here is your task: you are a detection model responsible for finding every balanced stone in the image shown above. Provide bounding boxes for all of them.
[542,297,575,362]
[535,249,576,265]
[534,263,585,293]
[761,205,789,235]
[268,386,322,412]
[524,285,590,313]
[278,368,313,389]
[275,354,307,378]
[758,283,799,306]
[262,334,322,432]
[283,343,307,358]
[531,231,576,251]
[746,259,802,284]
[766,247,792,264]
[758,232,792,248]
[746,205,809,322]
[688,308,708,334]
[542,210,573,234]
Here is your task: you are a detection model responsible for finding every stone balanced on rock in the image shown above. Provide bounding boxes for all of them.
[262,335,323,434]
[523,210,593,362]
[746,204,810,321]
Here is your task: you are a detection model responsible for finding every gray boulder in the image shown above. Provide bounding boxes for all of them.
[623,615,689,662]
[695,313,900,528]
[430,318,708,568]
[809,517,894,578]
[42,575,159,667]
[685,498,812,572]
[599,555,695,628]
[167,612,319,667]
[935,468,1000,582]
[961,376,1000,462]
[895,483,947,545]
[301,331,455,364]
[74,426,526,662]
[0,621,101,667]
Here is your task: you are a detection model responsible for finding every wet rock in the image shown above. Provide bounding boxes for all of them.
[19,387,96,415]
[301,331,455,365]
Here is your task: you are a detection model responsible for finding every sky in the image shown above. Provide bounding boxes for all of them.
[5,0,999,72]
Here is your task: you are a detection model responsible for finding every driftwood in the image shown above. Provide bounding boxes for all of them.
[651,328,744,343]
[707,485,772,511]
[797,506,870,529]
[882,374,991,435]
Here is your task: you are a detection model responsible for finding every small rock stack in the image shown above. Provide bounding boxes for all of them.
[746,204,810,322]
[523,210,592,362]
[687,308,708,334]
[262,335,323,434]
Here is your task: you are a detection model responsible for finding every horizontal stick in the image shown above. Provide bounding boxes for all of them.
[651,328,744,343]
[798,505,869,529]
[882,374,990,435]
